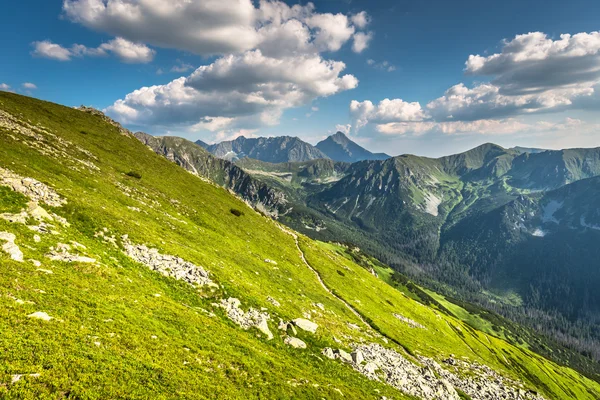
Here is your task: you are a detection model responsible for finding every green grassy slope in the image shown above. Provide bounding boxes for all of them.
[0,91,599,399]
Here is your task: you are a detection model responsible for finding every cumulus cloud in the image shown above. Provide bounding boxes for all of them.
[22,83,37,90]
[351,11,370,30]
[31,38,155,63]
[106,50,358,128]
[32,40,73,61]
[0,83,12,92]
[306,12,356,52]
[101,1,368,131]
[350,99,426,131]
[62,0,370,57]
[352,31,373,53]
[465,32,600,94]
[424,31,600,122]
[354,31,600,138]
[97,37,155,63]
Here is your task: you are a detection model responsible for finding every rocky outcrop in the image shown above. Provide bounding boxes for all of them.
[0,167,66,207]
[218,298,273,340]
[423,356,546,400]
[393,313,426,329]
[0,232,24,262]
[323,343,545,400]
[121,235,216,287]
[46,243,96,263]
[324,343,460,399]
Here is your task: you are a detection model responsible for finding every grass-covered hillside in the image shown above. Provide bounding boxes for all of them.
[1,91,600,399]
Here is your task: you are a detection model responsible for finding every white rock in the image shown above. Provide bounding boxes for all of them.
[0,232,23,262]
[322,347,336,359]
[36,269,53,274]
[364,362,378,374]
[28,311,52,321]
[292,318,318,333]
[219,298,273,340]
[352,350,364,364]
[284,336,306,349]
[335,349,353,363]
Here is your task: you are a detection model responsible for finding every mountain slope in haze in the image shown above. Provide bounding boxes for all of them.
[134,132,289,216]
[3,92,600,399]
[316,132,390,162]
[440,177,600,361]
[201,136,330,163]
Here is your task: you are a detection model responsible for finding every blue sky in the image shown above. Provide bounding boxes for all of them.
[1,0,600,157]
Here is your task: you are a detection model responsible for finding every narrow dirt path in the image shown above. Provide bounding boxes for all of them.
[277,225,373,331]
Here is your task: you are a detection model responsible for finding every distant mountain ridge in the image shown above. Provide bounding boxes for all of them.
[199,136,329,163]
[316,132,390,163]
[199,132,391,164]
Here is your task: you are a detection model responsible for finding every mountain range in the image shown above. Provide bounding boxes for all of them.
[138,130,600,369]
[2,92,600,399]
[198,132,391,164]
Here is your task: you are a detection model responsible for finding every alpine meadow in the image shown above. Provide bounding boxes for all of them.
[2,0,600,399]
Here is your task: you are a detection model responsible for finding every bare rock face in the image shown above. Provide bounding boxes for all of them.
[121,235,216,288]
[0,167,66,207]
[0,232,24,262]
[218,298,273,340]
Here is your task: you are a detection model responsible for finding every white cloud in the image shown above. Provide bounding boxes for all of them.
[367,59,396,72]
[63,0,259,56]
[465,32,600,94]
[351,11,370,30]
[335,124,351,135]
[352,31,373,53]
[306,12,355,52]
[98,37,155,63]
[106,50,358,129]
[311,106,319,112]
[62,0,370,57]
[62,0,369,133]
[22,82,37,90]
[171,60,194,73]
[0,83,12,92]
[375,119,532,136]
[31,38,154,63]
[190,116,235,132]
[350,99,426,131]
[31,40,73,61]
[421,31,600,122]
